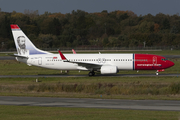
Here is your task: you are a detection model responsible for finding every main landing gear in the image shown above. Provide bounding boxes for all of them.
[88,71,95,76]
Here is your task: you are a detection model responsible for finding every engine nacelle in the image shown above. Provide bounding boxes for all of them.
[101,66,118,74]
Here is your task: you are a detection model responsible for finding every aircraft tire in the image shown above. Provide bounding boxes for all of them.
[88,71,95,76]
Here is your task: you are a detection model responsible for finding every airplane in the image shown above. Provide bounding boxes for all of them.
[11,24,174,76]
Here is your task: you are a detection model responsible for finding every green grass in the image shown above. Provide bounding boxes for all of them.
[0,105,179,120]
[0,77,180,100]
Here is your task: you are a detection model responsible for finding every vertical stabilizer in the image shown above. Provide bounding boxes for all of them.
[11,24,51,55]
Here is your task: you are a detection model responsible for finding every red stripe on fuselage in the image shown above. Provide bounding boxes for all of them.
[134,54,163,70]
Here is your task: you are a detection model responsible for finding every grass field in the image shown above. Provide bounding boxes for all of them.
[0,105,179,120]
[0,76,180,100]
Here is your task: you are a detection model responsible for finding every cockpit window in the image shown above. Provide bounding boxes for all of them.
[161,58,168,61]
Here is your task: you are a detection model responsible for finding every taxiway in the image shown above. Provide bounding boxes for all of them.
[0,96,179,111]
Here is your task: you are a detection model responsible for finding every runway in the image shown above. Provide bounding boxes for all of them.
[0,73,180,78]
[0,96,179,111]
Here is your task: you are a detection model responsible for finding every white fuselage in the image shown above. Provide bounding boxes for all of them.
[16,53,134,71]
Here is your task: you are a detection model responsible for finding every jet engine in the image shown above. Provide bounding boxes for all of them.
[100,66,118,74]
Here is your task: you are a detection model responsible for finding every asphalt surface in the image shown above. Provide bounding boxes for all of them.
[0,96,179,111]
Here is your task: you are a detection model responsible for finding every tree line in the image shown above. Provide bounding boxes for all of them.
[0,9,180,50]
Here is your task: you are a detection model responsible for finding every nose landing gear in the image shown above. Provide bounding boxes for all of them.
[156,71,159,75]
[156,69,165,75]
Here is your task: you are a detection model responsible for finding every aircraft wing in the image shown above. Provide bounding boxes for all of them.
[58,50,102,68]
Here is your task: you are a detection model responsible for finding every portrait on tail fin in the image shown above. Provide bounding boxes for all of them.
[11,24,51,55]
[17,36,29,55]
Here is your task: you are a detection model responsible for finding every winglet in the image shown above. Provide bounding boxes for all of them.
[72,49,76,54]
[58,50,68,61]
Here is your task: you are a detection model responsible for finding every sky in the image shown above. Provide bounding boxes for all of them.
[0,0,180,16]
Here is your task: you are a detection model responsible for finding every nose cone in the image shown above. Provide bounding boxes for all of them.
[167,60,175,68]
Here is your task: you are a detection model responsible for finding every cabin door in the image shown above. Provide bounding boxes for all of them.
[153,56,157,64]
[38,57,42,65]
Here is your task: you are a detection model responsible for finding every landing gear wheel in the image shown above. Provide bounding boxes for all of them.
[156,72,159,75]
[88,72,92,76]
[88,71,95,76]
[92,72,95,76]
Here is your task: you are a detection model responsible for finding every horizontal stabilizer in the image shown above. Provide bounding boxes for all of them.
[10,54,29,59]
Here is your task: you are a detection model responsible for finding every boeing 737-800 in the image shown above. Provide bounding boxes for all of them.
[11,24,174,76]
